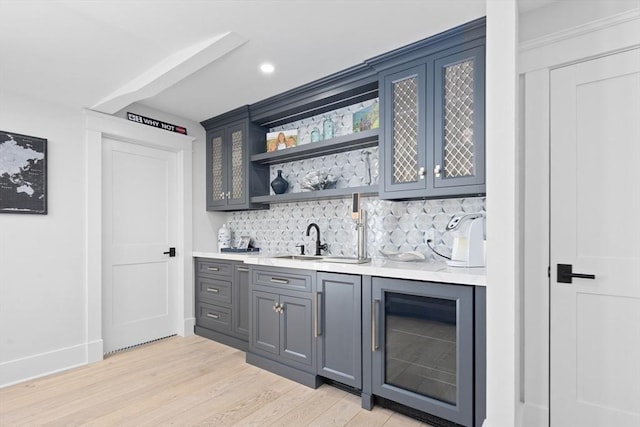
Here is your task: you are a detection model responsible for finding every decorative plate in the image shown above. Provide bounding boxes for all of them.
[378,250,426,262]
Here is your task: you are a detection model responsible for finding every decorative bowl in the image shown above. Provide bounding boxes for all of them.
[301,169,338,191]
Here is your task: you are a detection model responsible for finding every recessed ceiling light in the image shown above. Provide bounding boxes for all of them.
[260,63,275,74]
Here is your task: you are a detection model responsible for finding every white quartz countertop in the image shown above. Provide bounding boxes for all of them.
[193,251,486,286]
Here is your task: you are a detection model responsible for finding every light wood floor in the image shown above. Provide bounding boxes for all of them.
[0,335,432,426]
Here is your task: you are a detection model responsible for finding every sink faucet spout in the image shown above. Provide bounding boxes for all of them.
[306,223,327,256]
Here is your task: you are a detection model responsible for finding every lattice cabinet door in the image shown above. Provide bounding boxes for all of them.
[226,121,248,207]
[433,45,485,194]
[206,127,228,209]
[380,63,429,197]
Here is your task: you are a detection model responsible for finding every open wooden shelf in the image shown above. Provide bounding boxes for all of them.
[250,129,378,165]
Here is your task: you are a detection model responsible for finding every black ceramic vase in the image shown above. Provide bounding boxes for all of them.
[270,170,289,194]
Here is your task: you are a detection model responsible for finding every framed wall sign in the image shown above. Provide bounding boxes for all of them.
[0,130,48,214]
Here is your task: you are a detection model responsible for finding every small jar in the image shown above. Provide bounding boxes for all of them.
[310,127,321,143]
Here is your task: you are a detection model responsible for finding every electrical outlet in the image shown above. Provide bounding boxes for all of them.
[425,229,436,243]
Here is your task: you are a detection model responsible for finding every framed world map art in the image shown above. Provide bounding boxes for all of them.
[0,130,47,214]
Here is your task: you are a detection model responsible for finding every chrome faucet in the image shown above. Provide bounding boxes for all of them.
[351,193,369,262]
[356,211,367,261]
[306,223,327,256]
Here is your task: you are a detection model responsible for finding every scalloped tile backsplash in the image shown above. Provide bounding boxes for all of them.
[227,196,485,261]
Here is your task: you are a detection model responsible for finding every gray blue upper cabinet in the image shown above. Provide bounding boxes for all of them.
[200,18,485,210]
[374,23,486,200]
[201,106,269,211]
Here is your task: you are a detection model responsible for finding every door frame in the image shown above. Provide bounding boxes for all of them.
[519,10,640,427]
[85,109,194,363]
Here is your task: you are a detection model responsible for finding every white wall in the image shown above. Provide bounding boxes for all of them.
[0,91,87,385]
[485,1,520,426]
[0,96,213,387]
[519,0,640,43]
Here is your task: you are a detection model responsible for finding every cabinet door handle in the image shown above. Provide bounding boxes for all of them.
[434,164,441,177]
[418,166,426,179]
[279,303,285,314]
[226,191,231,199]
[207,267,219,271]
[314,292,322,337]
[273,304,279,312]
[237,267,249,272]
[372,299,380,352]
[219,192,225,199]
[206,313,219,319]
[206,287,219,293]
[270,278,289,285]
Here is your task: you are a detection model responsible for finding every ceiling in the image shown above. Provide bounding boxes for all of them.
[0,1,545,124]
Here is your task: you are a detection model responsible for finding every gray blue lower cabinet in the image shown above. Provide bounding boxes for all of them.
[194,258,249,351]
[237,262,486,426]
[365,276,481,427]
[247,266,319,388]
[316,272,362,389]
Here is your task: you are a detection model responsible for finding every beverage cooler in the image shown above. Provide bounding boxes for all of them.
[370,277,475,426]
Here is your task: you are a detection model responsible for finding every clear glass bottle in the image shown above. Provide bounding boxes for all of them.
[310,127,321,143]
[323,117,334,140]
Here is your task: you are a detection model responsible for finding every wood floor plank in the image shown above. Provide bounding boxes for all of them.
[0,336,431,427]
[225,380,315,426]
[307,392,363,426]
[345,405,395,427]
[263,384,348,427]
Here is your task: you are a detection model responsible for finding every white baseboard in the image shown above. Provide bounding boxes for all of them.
[86,339,104,364]
[0,343,87,388]
[521,403,549,427]
[182,317,195,337]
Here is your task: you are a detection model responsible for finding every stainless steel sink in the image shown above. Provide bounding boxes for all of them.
[273,255,324,261]
[273,255,370,264]
[321,256,370,264]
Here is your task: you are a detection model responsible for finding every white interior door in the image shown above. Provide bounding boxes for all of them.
[550,48,640,427]
[102,137,178,353]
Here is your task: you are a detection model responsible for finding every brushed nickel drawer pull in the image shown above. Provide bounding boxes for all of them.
[372,299,380,352]
[207,267,219,271]
[237,267,249,272]
[206,287,219,293]
[270,278,289,285]
[314,292,322,337]
[206,313,219,319]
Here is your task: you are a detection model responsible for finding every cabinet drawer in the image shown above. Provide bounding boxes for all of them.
[253,268,313,292]
[197,276,232,305]
[196,258,233,278]
[197,302,232,332]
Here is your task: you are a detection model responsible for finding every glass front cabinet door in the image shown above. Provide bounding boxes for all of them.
[371,277,474,426]
[433,45,485,194]
[380,63,429,197]
[378,42,485,200]
[203,108,269,211]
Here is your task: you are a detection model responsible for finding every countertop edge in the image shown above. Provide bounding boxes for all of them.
[193,251,486,286]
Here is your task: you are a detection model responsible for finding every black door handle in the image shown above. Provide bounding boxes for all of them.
[163,247,176,257]
[557,263,595,283]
